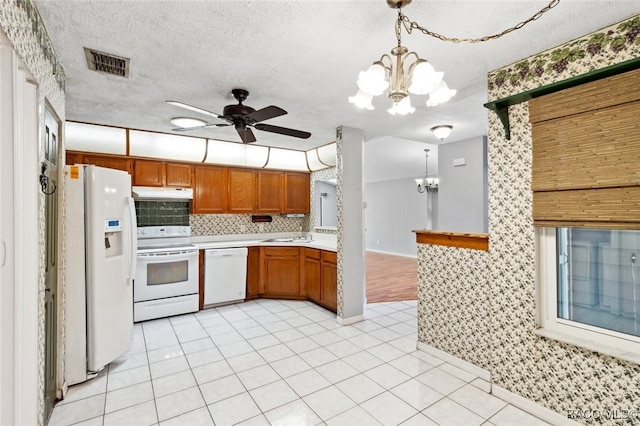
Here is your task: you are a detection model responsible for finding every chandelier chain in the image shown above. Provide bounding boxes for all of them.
[398,0,560,44]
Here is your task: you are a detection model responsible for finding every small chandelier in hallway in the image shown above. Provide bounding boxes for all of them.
[416,148,438,193]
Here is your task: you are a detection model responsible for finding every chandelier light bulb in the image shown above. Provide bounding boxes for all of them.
[387,96,415,115]
[348,90,375,110]
[426,81,457,107]
[408,61,443,95]
[356,64,389,96]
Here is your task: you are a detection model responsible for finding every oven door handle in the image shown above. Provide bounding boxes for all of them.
[137,250,198,261]
[126,196,137,285]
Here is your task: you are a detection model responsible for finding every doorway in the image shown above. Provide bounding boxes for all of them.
[44,105,60,421]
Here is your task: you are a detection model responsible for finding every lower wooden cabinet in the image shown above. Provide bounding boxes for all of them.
[263,247,303,297]
[304,249,322,302]
[320,251,337,311]
[246,246,262,299]
[245,246,336,312]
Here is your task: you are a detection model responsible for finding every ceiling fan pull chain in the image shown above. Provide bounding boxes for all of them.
[399,0,560,44]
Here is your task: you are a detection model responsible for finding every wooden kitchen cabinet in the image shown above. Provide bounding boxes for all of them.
[304,248,337,311]
[133,159,164,186]
[228,168,257,213]
[193,165,227,214]
[257,170,283,213]
[263,247,303,298]
[304,248,322,303]
[66,151,132,174]
[134,160,193,187]
[246,246,262,299]
[165,163,192,187]
[283,172,310,213]
[320,250,337,311]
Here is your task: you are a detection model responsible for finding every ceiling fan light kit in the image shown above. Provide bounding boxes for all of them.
[166,88,311,144]
[169,117,208,128]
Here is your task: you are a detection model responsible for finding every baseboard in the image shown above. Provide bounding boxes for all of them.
[336,313,365,325]
[416,343,579,425]
[416,342,490,381]
[491,385,581,426]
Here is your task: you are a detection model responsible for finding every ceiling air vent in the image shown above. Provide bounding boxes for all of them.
[84,47,130,78]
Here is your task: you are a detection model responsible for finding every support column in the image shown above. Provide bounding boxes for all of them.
[336,126,366,324]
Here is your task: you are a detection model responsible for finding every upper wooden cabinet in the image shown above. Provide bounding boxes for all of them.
[193,165,227,214]
[166,163,192,187]
[66,152,132,174]
[133,159,163,186]
[284,172,310,213]
[133,160,193,187]
[66,151,310,214]
[257,170,283,213]
[228,168,257,213]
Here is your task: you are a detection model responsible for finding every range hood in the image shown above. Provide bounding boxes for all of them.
[132,186,193,200]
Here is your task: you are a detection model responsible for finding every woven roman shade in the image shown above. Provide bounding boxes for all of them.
[529,68,640,229]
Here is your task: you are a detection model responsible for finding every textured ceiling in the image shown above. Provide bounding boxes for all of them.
[34,0,639,177]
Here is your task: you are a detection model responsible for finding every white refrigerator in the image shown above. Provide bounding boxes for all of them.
[64,165,137,385]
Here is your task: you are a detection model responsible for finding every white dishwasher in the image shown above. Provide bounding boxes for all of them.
[204,247,248,307]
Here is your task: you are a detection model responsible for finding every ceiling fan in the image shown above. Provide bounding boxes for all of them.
[166,89,311,144]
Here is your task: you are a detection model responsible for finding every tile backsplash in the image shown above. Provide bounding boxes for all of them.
[190,214,306,236]
[135,200,190,226]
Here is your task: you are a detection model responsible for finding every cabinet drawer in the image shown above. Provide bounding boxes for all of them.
[305,248,320,260]
[264,247,299,257]
[321,251,337,264]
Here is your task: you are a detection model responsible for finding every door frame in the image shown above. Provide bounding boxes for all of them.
[0,34,40,426]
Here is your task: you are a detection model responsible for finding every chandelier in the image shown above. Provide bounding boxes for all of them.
[349,0,456,115]
[416,148,438,193]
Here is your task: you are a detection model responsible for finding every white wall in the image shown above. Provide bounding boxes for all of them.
[437,136,487,233]
[365,177,436,257]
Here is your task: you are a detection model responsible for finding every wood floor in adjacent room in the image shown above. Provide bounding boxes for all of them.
[366,251,417,303]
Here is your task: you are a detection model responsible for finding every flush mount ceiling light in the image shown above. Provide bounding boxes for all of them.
[416,148,438,193]
[170,117,208,128]
[349,0,560,115]
[431,125,452,141]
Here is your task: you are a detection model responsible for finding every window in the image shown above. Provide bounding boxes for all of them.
[537,227,640,357]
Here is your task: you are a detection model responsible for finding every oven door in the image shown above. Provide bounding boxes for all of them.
[134,249,199,302]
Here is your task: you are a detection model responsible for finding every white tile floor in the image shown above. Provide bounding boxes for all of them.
[49,299,552,426]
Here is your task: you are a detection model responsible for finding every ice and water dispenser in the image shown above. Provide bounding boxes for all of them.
[104,219,123,256]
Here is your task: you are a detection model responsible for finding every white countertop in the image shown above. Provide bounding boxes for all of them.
[191,232,337,252]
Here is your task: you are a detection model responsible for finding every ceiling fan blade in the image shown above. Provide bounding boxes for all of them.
[245,106,287,124]
[237,127,257,144]
[165,100,231,122]
[254,123,311,139]
[172,123,230,132]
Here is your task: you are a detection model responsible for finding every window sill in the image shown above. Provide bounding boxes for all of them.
[535,327,640,366]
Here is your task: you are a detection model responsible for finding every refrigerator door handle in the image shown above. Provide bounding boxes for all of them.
[126,196,137,285]
[0,238,6,267]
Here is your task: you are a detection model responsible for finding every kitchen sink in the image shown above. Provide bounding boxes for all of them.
[264,237,312,243]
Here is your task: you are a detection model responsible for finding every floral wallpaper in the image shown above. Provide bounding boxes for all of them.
[488,15,640,100]
[0,1,65,425]
[417,13,640,425]
[416,244,490,369]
